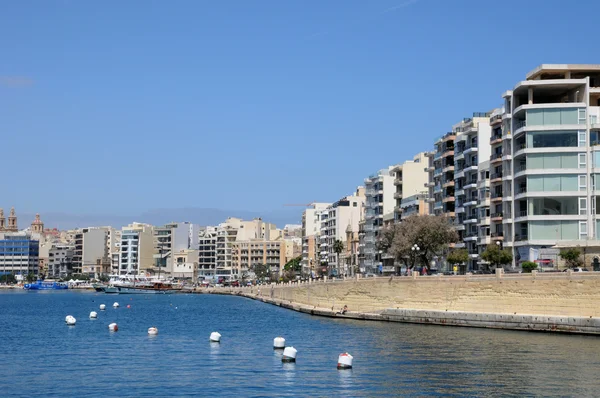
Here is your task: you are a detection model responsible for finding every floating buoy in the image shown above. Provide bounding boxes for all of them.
[127,305,131,309]
[337,353,353,369]
[148,327,158,336]
[273,337,286,349]
[108,323,118,332]
[210,332,221,342]
[100,304,106,310]
[282,346,297,363]
[113,302,119,308]
[89,311,98,319]
[65,315,76,326]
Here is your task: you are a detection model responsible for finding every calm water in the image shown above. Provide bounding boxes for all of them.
[1,291,600,397]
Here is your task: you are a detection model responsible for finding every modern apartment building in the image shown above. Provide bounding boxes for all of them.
[428,132,456,217]
[119,223,154,275]
[198,226,217,279]
[391,152,430,222]
[324,188,365,276]
[476,160,491,269]
[362,167,395,275]
[0,232,39,278]
[48,243,74,278]
[453,114,492,270]
[500,64,600,265]
[300,203,331,276]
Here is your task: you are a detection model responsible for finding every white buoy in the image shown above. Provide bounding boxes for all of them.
[337,353,353,369]
[210,332,221,342]
[113,302,119,308]
[108,322,118,332]
[65,315,76,326]
[148,327,158,336]
[89,311,98,319]
[282,346,297,363]
[100,304,106,310]
[273,336,286,349]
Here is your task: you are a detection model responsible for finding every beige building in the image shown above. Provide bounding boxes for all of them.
[76,227,111,277]
[172,249,199,279]
[391,152,430,222]
[231,239,286,278]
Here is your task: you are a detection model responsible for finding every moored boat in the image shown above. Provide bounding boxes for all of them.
[24,280,69,290]
[104,281,180,294]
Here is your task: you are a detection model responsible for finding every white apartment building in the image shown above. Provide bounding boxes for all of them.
[323,188,365,276]
[499,65,600,266]
[362,166,395,275]
[391,152,430,222]
[476,160,491,269]
[198,226,217,279]
[119,223,154,275]
[453,114,492,271]
[300,203,331,275]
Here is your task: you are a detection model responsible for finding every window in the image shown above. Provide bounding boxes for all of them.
[579,175,587,191]
[579,197,587,216]
[353,202,357,207]
[580,221,588,239]
[579,153,587,169]
[579,131,587,147]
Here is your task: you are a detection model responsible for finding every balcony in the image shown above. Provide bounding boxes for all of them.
[394,177,403,185]
[515,234,528,242]
[515,119,527,133]
[491,232,504,241]
[442,180,455,188]
[490,172,503,182]
[490,134,503,145]
[490,114,503,125]
[491,212,503,221]
[463,163,478,172]
[490,153,503,164]
[464,233,478,242]
[464,145,478,155]
[491,193,503,202]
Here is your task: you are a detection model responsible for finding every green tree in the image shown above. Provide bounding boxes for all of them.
[559,248,583,269]
[0,273,17,284]
[25,272,37,283]
[284,256,302,273]
[253,264,270,282]
[481,244,513,270]
[521,261,538,273]
[333,239,345,276]
[380,215,458,271]
[447,249,469,273]
[98,274,110,283]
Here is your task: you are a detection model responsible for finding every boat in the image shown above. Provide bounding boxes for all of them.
[104,281,180,294]
[101,275,181,294]
[24,280,69,290]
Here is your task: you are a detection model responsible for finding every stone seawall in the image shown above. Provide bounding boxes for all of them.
[205,272,600,335]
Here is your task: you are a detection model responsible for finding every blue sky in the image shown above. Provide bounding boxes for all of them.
[2,0,599,218]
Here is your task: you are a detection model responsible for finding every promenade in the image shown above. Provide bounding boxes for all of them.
[204,271,600,335]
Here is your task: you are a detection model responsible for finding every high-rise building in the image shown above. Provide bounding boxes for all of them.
[300,203,331,276]
[429,132,456,217]
[74,227,110,277]
[500,64,600,266]
[323,188,365,276]
[453,114,492,271]
[48,244,74,278]
[119,223,154,275]
[198,226,217,279]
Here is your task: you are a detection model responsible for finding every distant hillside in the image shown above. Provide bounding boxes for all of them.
[19,207,303,230]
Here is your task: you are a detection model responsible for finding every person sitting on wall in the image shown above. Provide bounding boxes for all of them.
[336,305,348,315]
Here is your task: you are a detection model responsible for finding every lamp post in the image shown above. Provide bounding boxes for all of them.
[411,244,420,273]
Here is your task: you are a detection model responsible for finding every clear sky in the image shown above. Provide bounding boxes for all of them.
[2,0,599,217]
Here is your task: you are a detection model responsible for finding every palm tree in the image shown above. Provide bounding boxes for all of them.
[333,239,344,277]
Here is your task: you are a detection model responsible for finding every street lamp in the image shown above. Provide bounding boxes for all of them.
[411,244,420,273]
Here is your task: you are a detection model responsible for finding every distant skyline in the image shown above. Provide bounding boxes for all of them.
[2,0,599,218]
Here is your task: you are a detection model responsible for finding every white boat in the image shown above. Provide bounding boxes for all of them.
[100,275,181,294]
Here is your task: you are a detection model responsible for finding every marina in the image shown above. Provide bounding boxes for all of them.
[2,290,600,397]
